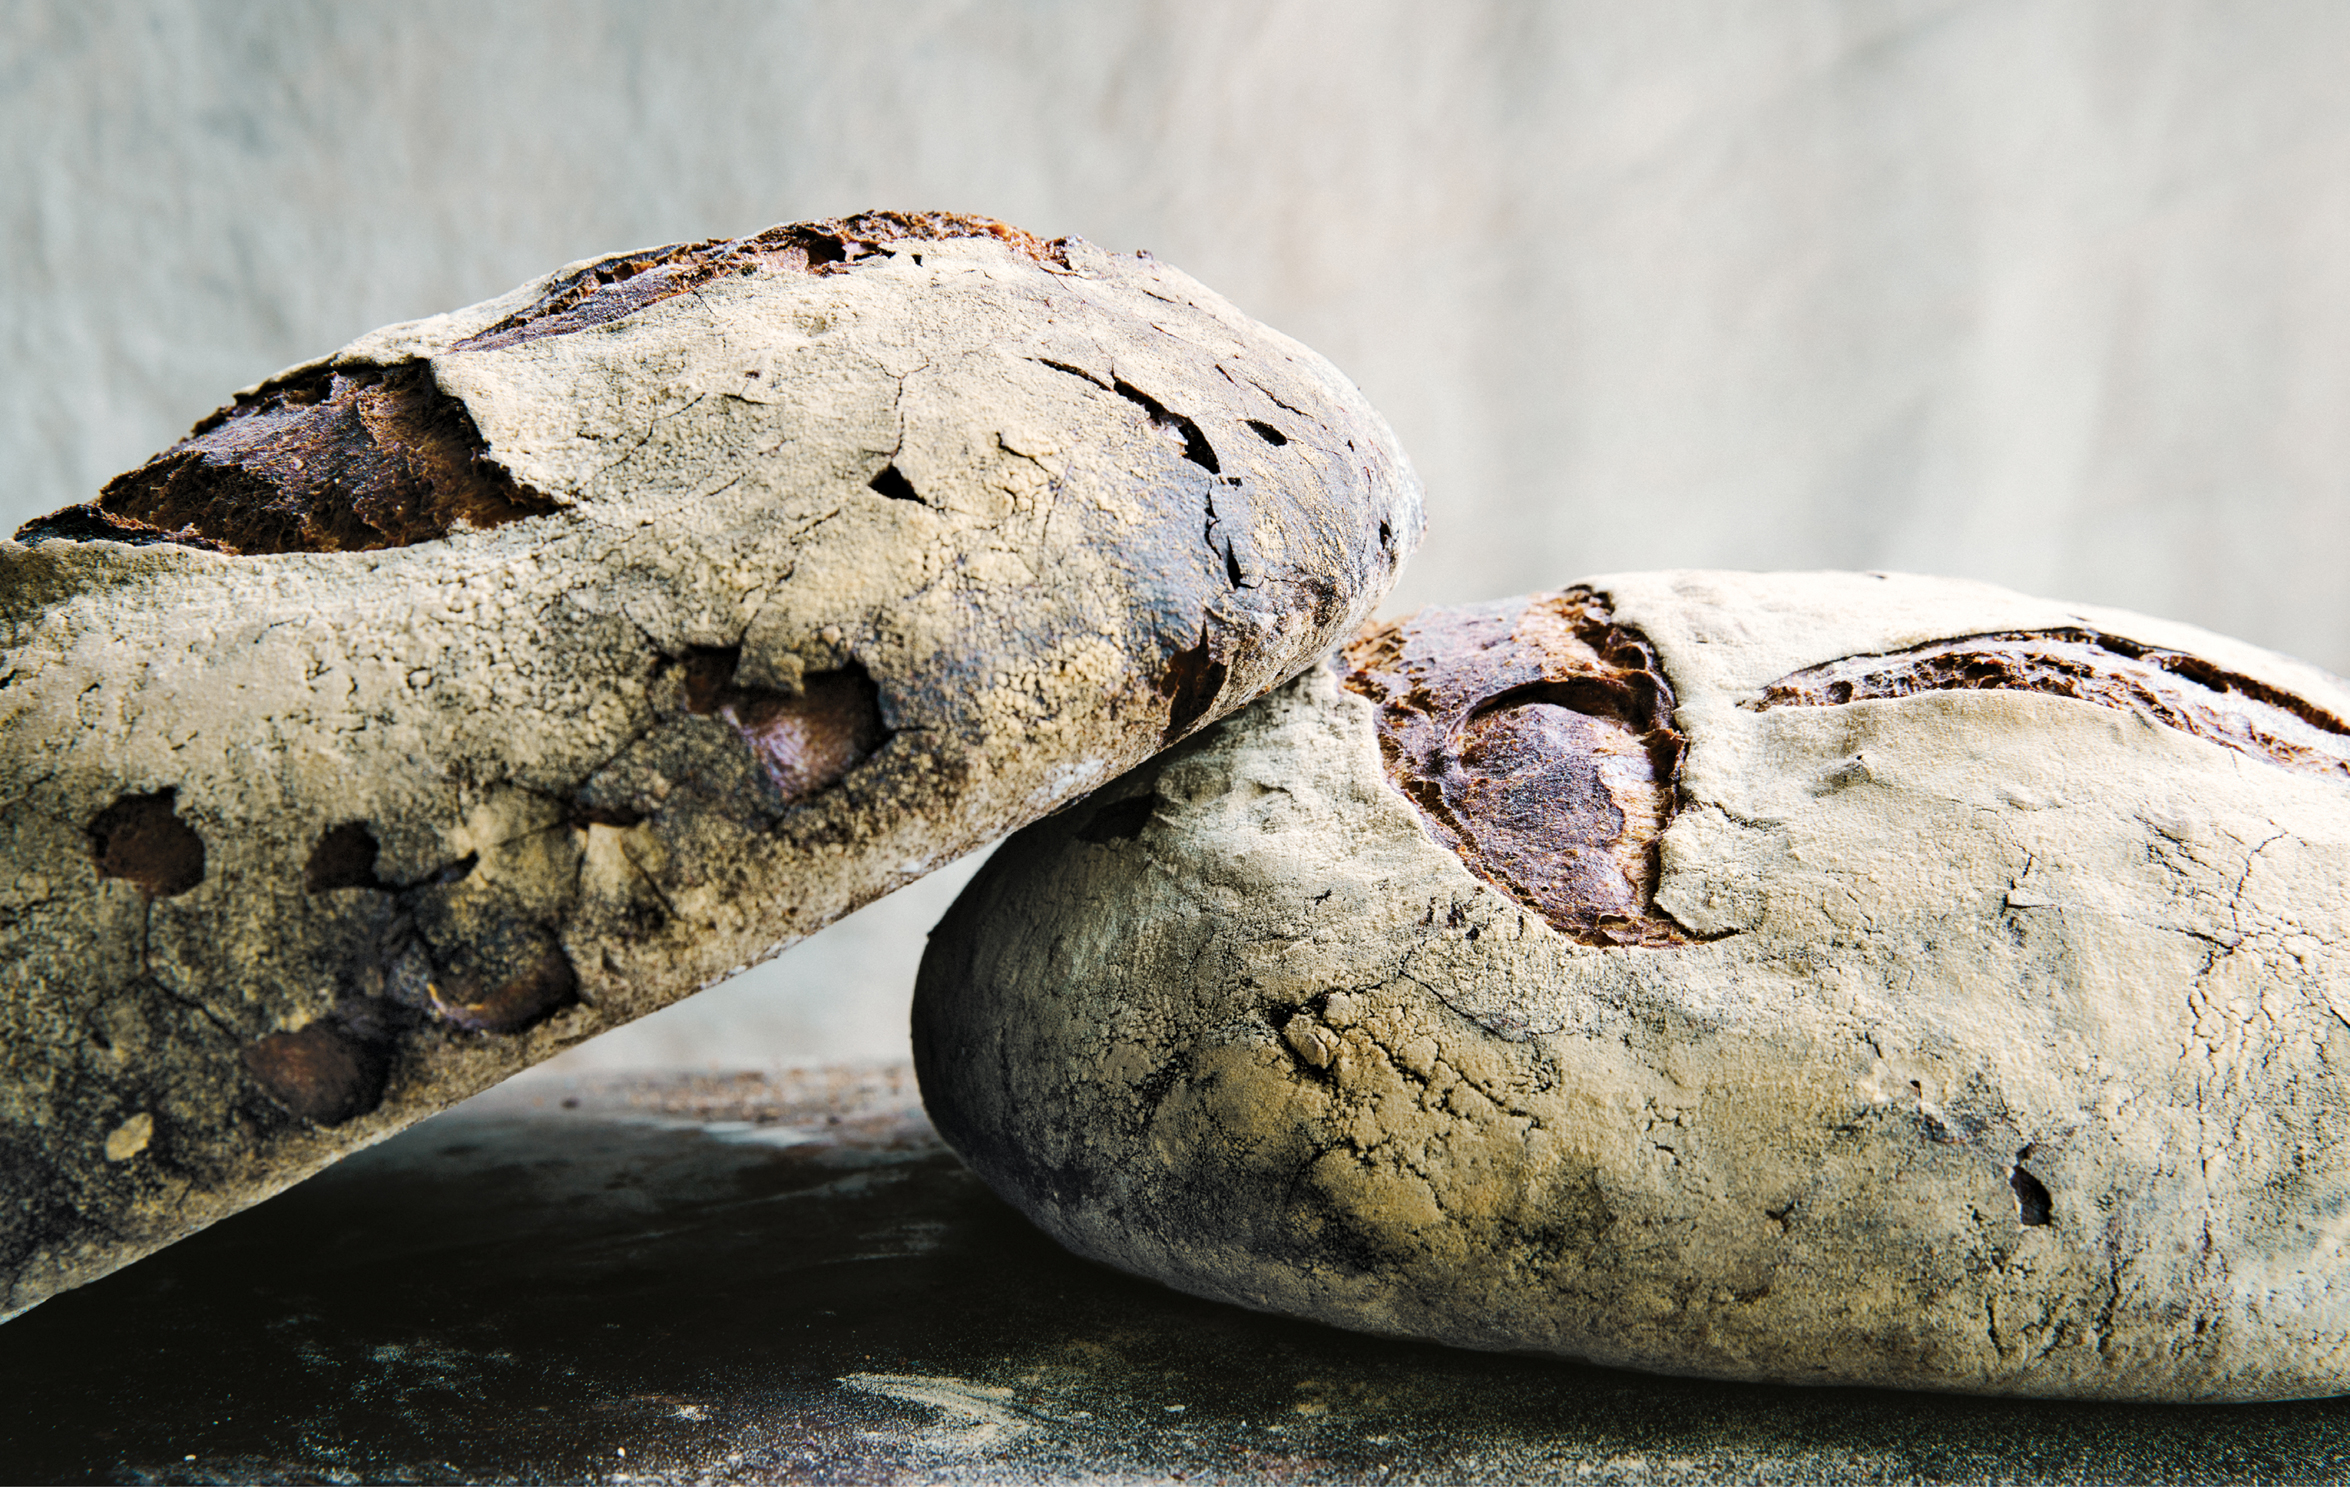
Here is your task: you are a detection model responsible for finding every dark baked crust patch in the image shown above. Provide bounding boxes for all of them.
[87,790,206,899]
[21,364,557,556]
[1752,629,2350,783]
[238,1021,390,1127]
[678,648,888,804]
[1342,589,1696,947]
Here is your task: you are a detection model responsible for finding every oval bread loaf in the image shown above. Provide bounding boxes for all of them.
[0,212,1423,1317]
[915,570,2350,1401]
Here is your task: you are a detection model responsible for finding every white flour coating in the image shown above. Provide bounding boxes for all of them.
[916,570,2350,1402]
[0,223,1421,1317]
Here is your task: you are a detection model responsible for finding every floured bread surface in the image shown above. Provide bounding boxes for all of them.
[914,571,2350,1401]
[0,213,1422,1317]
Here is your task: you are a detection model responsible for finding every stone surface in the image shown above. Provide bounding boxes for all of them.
[2,1066,2344,1485]
[0,212,1421,1319]
[915,570,2350,1402]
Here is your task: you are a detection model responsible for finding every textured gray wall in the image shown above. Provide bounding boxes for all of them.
[9,0,2349,1066]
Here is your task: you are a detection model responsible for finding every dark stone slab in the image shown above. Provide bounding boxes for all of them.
[0,1067,2342,1485]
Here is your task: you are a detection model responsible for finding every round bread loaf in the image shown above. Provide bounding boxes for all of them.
[915,570,2350,1401]
[0,212,1421,1316]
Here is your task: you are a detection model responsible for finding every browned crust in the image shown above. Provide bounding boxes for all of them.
[1751,628,2350,783]
[451,210,1074,356]
[678,648,889,804]
[1341,589,1699,947]
[86,790,206,899]
[451,210,1076,354]
[238,1022,389,1127]
[20,364,557,556]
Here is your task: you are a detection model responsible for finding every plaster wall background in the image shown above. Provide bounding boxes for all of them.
[7,0,2348,1068]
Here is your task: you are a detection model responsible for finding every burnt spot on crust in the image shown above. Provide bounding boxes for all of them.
[1342,589,1698,947]
[1159,628,1229,746]
[427,945,579,1035]
[1752,629,2350,783]
[451,211,1077,356]
[304,823,383,892]
[306,825,483,894]
[23,363,559,556]
[239,1020,390,1126]
[680,647,887,802]
[87,790,206,900]
[369,887,577,1038]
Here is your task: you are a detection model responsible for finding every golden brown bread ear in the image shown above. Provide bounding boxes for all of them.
[916,570,2350,1402]
[0,212,1422,1318]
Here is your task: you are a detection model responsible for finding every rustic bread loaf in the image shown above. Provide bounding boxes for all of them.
[915,570,2350,1401]
[0,212,1422,1317]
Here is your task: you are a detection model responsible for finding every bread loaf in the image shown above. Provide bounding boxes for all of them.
[915,570,2350,1401]
[0,212,1422,1317]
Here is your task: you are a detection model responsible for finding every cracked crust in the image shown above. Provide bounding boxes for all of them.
[0,215,1423,1317]
[914,571,2350,1402]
